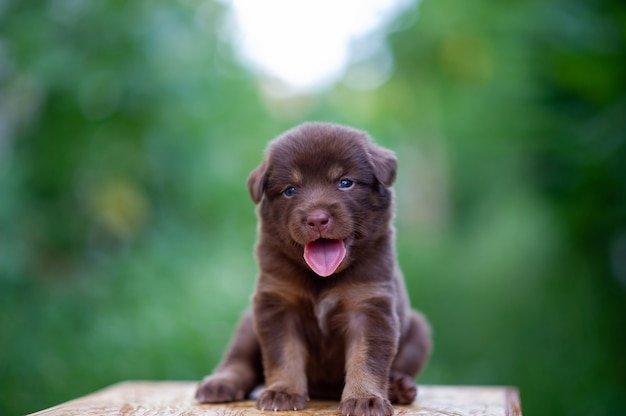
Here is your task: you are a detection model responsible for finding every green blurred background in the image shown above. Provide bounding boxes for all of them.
[1,0,625,414]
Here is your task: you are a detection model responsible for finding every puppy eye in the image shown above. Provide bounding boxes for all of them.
[283,186,297,197]
[338,179,354,190]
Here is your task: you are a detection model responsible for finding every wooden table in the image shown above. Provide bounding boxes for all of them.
[29,381,522,415]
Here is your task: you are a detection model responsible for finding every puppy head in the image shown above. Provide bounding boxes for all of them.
[248,122,397,277]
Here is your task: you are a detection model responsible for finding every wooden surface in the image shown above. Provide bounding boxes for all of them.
[29,381,522,416]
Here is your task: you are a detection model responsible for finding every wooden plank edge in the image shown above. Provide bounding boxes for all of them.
[28,381,524,416]
[506,387,522,416]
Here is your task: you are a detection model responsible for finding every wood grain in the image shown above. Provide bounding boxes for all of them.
[29,381,522,416]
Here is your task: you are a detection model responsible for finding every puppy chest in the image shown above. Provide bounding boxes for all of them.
[313,293,341,335]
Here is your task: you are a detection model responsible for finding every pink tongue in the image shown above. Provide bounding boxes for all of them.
[304,239,346,277]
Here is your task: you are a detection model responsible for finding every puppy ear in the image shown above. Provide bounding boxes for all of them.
[247,160,268,204]
[369,144,397,187]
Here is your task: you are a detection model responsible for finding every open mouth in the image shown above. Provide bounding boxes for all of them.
[303,238,346,277]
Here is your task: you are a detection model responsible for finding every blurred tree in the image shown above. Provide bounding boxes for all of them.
[0,1,280,414]
[379,0,625,414]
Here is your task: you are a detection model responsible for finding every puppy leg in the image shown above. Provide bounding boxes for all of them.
[387,371,418,405]
[388,310,432,404]
[254,292,309,411]
[339,302,399,416]
[196,310,262,403]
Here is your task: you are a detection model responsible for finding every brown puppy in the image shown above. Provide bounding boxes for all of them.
[196,122,431,416]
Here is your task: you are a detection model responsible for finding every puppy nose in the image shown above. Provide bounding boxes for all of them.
[306,210,331,232]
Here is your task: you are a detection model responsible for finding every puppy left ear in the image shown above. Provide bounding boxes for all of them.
[247,160,268,204]
[369,144,397,187]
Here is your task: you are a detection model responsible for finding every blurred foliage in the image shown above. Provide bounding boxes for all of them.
[1,0,625,415]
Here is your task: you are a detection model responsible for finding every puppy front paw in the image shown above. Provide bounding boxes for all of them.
[257,389,307,411]
[388,371,417,404]
[339,397,394,416]
[195,375,246,403]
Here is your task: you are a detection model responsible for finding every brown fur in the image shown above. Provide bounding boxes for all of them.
[196,122,432,416]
